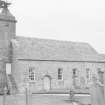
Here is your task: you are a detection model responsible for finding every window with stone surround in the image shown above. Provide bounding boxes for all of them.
[86,68,90,80]
[72,68,78,77]
[29,67,35,81]
[97,68,104,83]
[58,68,63,80]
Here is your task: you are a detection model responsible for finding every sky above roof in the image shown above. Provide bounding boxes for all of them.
[7,0,105,54]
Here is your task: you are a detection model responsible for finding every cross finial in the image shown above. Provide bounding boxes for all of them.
[0,0,11,9]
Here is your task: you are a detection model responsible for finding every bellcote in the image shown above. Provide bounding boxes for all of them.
[0,6,17,40]
[0,7,16,22]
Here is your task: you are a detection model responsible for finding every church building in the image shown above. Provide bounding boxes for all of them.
[0,1,105,94]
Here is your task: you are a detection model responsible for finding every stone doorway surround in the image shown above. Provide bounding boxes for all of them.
[43,75,52,91]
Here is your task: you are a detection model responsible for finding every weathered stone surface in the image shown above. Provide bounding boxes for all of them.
[11,59,105,93]
[0,6,105,95]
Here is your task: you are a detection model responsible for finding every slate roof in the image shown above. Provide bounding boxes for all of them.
[11,36,105,62]
[100,54,105,60]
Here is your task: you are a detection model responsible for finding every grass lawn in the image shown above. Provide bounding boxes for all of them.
[0,94,91,105]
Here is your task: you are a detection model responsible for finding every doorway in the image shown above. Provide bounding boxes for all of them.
[43,75,51,91]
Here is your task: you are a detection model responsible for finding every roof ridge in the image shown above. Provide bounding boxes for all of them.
[15,36,89,45]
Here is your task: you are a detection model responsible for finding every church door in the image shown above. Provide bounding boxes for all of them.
[43,76,51,91]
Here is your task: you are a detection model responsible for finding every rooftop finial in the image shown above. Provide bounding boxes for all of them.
[0,0,11,9]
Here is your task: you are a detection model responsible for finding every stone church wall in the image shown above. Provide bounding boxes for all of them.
[11,59,105,93]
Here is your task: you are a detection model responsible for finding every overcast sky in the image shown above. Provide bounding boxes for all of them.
[8,0,105,54]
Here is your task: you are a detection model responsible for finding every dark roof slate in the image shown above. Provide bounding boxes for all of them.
[11,36,105,62]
